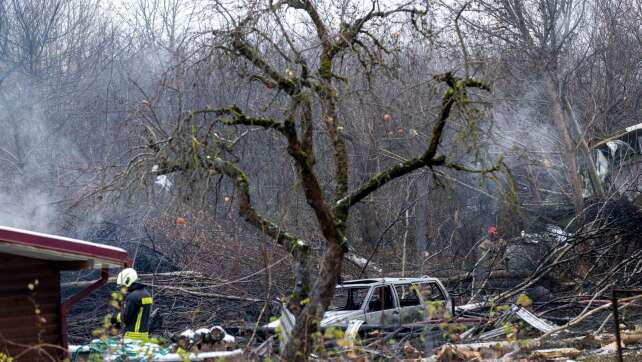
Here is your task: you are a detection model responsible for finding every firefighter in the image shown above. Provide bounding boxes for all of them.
[479,225,509,270]
[478,225,497,254]
[115,268,153,340]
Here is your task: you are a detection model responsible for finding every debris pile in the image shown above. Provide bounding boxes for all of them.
[457,303,557,342]
[427,297,642,361]
[69,326,240,361]
[171,325,237,353]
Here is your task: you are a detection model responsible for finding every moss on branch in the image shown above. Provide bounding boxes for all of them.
[335,73,493,213]
[189,107,287,134]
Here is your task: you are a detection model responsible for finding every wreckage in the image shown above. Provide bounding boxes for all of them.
[265,276,453,334]
[587,122,642,202]
[261,276,486,356]
[69,325,241,361]
[256,276,475,359]
[255,279,642,361]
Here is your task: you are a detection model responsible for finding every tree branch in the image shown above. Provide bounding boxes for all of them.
[190,106,287,134]
[188,101,343,254]
[280,99,343,247]
[157,157,307,256]
[336,73,491,212]
[230,30,303,94]
[446,156,504,174]
[336,154,446,211]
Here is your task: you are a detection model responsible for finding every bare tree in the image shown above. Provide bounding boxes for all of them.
[120,1,504,359]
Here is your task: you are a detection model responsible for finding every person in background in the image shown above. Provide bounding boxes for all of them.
[479,225,509,270]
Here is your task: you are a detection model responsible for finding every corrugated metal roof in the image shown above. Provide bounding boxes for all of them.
[0,226,130,269]
[591,122,642,150]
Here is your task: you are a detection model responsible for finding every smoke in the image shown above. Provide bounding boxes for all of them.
[0,6,179,235]
[0,190,58,232]
[0,76,69,233]
[487,79,571,222]
[491,84,560,162]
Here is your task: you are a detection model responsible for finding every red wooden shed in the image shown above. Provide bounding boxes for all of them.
[0,226,130,360]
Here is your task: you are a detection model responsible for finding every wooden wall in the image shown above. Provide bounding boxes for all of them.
[0,253,62,361]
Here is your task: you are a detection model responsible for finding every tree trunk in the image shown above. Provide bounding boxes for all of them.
[545,76,585,217]
[563,96,605,199]
[283,238,345,361]
[415,177,429,262]
[356,198,379,246]
[546,76,591,277]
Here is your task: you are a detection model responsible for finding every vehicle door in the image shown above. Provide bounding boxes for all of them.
[322,286,369,327]
[417,282,450,320]
[393,283,424,324]
[364,284,400,326]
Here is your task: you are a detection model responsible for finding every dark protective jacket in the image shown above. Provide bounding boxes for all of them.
[118,283,153,339]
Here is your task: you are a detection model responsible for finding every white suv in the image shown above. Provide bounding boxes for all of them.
[321,277,453,328]
[264,276,453,335]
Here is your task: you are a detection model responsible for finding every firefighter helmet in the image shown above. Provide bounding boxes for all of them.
[116,268,138,288]
[487,226,497,237]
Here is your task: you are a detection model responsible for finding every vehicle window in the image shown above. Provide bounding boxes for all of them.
[368,285,396,312]
[417,282,445,302]
[395,284,421,307]
[330,287,370,311]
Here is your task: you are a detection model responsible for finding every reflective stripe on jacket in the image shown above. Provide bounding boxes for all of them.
[120,283,153,338]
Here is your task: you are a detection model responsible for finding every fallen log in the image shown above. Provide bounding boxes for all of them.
[434,340,536,362]
[530,348,580,360]
[61,271,203,288]
[153,349,243,361]
[600,331,642,345]
[445,271,530,284]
